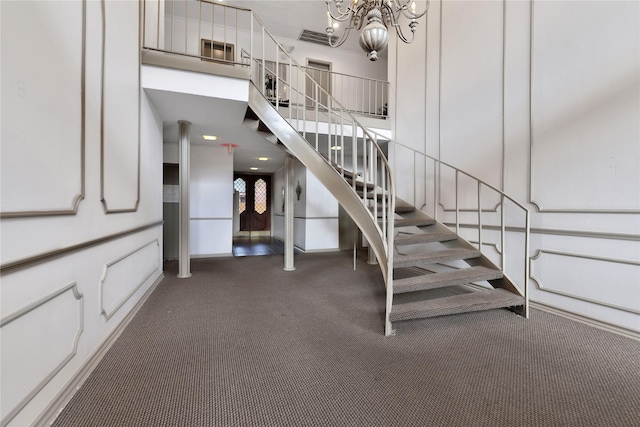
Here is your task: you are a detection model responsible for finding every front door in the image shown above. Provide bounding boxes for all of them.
[234,174,271,233]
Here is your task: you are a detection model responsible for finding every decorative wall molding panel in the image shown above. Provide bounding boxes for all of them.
[530,0,640,213]
[530,249,640,314]
[439,0,505,192]
[100,240,160,320]
[0,1,85,217]
[0,283,84,426]
[436,167,504,213]
[101,0,141,213]
[438,202,501,214]
[0,221,164,276]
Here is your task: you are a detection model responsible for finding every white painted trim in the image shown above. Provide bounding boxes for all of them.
[530,301,640,342]
[530,249,640,315]
[99,240,160,320]
[190,253,233,259]
[100,0,141,214]
[528,0,640,214]
[36,273,164,427]
[0,283,84,427]
[0,0,86,218]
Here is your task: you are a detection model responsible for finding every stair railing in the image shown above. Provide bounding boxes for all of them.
[391,139,530,315]
[246,13,396,334]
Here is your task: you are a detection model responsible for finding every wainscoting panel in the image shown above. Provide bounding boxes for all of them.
[0,283,83,426]
[100,240,160,320]
[0,1,85,217]
[530,1,640,212]
[190,219,233,257]
[304,218,339,251]
[440,0,504,196]
[101,0,140,212]
[530,249,640,315]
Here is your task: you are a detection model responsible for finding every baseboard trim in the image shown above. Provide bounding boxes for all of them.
[530,301,640,342]
[190,253,233,259]
[34,272,164,427]
[301,248,340,254]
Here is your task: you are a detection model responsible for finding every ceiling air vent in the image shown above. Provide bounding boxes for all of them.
[298,29,338,47]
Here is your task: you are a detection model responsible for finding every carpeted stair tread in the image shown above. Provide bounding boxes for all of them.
[390,288,524,322]
[393,266,504,294]
[357,190,387,200]
[395,204,416,213]
[394,248,481,268]
[369,204,416,214]
[354,180,377,191]
[393,218,436,227]
[394,231,457,245]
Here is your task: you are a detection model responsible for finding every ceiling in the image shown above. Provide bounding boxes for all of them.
[220,0,367,55]
[146,88,288,173]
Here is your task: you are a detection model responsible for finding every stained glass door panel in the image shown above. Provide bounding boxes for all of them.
[234,174,271,232]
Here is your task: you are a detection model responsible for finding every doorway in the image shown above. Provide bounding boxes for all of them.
[233,173,283,257]
[163,163,179,260]
[306,59,331,110]
[233,174,271,235]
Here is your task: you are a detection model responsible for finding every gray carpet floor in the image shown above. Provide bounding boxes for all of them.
[53,252,640,426]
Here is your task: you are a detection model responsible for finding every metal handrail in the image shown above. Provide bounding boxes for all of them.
[299,65,388,83]
[247,12,397,334]
[392,139,530,313]
[298,65,389,117]
[239,49,389,118]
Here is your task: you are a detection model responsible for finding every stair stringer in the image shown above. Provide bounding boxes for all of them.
[389,201,528,322]
[247,83,391,286]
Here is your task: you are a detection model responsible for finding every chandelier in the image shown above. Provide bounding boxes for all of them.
[326,0,429,61]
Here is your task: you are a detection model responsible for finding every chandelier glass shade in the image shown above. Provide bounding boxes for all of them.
[326,0,429,61]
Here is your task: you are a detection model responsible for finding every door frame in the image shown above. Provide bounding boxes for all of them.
[233,173,272,237]
[306,59,332,109]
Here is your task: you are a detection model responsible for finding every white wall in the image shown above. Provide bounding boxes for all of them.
[280,36,387,82]
[1,1,164,425]
[163,143,234,257]
[273,160,340,252]
[390,0,640,335]
[190,144,234,256]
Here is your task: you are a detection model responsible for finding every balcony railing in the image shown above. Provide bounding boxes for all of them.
[142,0,388,118]
[300,66,388,118]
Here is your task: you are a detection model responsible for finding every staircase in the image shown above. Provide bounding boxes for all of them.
[244,76,528,334]
[346,166,527,326]
[143,1,529,335]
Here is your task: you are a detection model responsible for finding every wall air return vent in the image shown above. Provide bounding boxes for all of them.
[298,29,338,47]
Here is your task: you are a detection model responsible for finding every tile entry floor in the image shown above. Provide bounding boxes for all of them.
[232,236,303,257]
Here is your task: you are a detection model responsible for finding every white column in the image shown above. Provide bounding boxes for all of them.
[368,244,377,265]
[178,120,191,278]
[284,155,295,271]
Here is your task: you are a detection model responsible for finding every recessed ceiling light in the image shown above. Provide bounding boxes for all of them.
[202,135,217,141]
[258,157,269,161]
[250,167,259,171]
[330,145,342,150]
[332,22,339,29]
